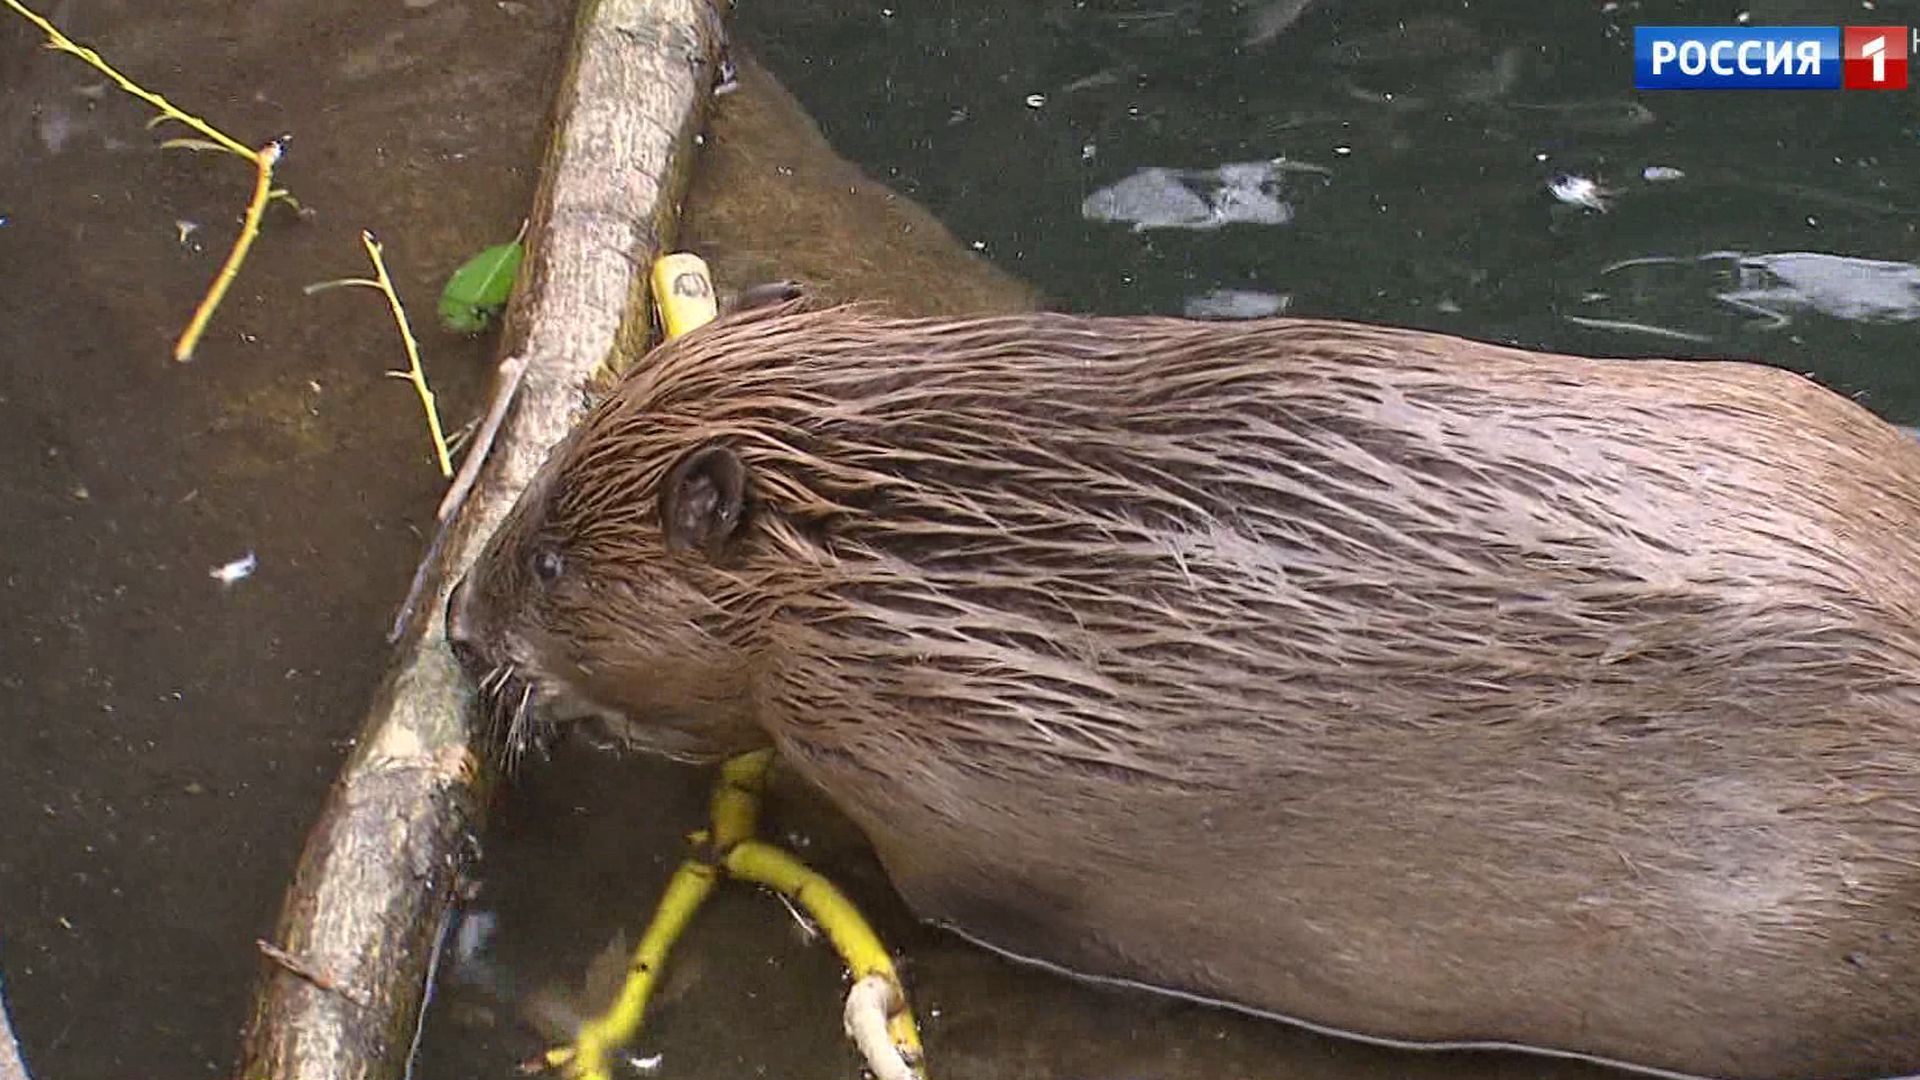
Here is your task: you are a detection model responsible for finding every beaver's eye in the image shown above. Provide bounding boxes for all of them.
[530,548,564,584]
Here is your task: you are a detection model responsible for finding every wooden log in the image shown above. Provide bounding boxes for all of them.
[0,969,28,1080]
[236,1,725,1075]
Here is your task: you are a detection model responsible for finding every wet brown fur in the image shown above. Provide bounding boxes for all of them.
[451,301,1920,1080]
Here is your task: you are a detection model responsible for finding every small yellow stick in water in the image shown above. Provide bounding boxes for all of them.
[549,749,927,1080]
[547,860,721,1080]
[726,840,926,1080]
[1,0,300,361]
[303,233,454,477]
[708,746,777,849]
[2,0,253,159]
[173,140,284,362]
[546,751,773,1080]
[363,232,454,477]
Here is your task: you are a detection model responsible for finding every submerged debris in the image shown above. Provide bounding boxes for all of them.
[1548,174,1613,212]
[1183,289,1290,319]
[1083,158,1327,231]
[1243,0,1318,47]
[210,550,257,586]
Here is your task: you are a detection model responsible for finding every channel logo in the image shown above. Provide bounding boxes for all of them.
[1633,26,1908,89]
[1845,26,1909,88]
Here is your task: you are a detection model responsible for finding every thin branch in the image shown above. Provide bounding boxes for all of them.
[3,0,301,362]
[2,0,254,159]
[362,232,455,478]
[174,140,283,361]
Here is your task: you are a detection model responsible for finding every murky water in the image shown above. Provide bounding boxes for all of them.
[0,0,568,1074]
[748,0,1920,421]
[6,0,1920,1078]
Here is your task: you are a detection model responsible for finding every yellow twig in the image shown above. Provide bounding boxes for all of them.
[300,234,454,475]
[4,0,302,362]
[2,0,253,159]
[726,840,925,1075]
[173,140,281,361]
[543,750,774,1080]
[354,232,455,477]
[544,747,927,1080]
[546,860,721,1080]
[710,748,775,849]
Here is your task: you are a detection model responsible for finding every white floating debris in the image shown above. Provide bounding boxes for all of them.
[1082,159,1309,231]
[1183,289,1290,320]
[210,551,257,586]
[452,910,497,966]
[1061,69,1122,94]
[1083,168,1210,229]
[1570,250,1920,342]
[1024,93,1047,108]
[36,104,75,154]
[175,219,199,244]
[1642,165,1686,182]
[1548,174,1612,212]
[1719,251,1920,325]
[1243,0,1318,47]
[1563,314,1714,343]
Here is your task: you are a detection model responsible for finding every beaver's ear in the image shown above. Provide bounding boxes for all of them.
[660,444,749,559]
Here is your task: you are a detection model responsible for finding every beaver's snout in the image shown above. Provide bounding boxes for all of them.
[443,573,486,677]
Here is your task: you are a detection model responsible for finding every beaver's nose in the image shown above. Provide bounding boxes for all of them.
[444,573,484,675]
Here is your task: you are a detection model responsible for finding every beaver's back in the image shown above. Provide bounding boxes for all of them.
[598,306,1920,1077]
[618,308,1920,769]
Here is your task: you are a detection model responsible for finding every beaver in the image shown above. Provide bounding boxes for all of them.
[446,300,1920,1080]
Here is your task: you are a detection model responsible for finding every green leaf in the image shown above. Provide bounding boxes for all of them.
[438,239,524,333]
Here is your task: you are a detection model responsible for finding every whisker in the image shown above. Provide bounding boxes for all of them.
[506,681,538,774]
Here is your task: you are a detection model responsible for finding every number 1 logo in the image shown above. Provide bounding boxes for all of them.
[1844,26,1909,89]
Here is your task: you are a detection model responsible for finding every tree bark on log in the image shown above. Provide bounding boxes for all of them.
[236,1,724,1076]
[0,970,28,1080]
